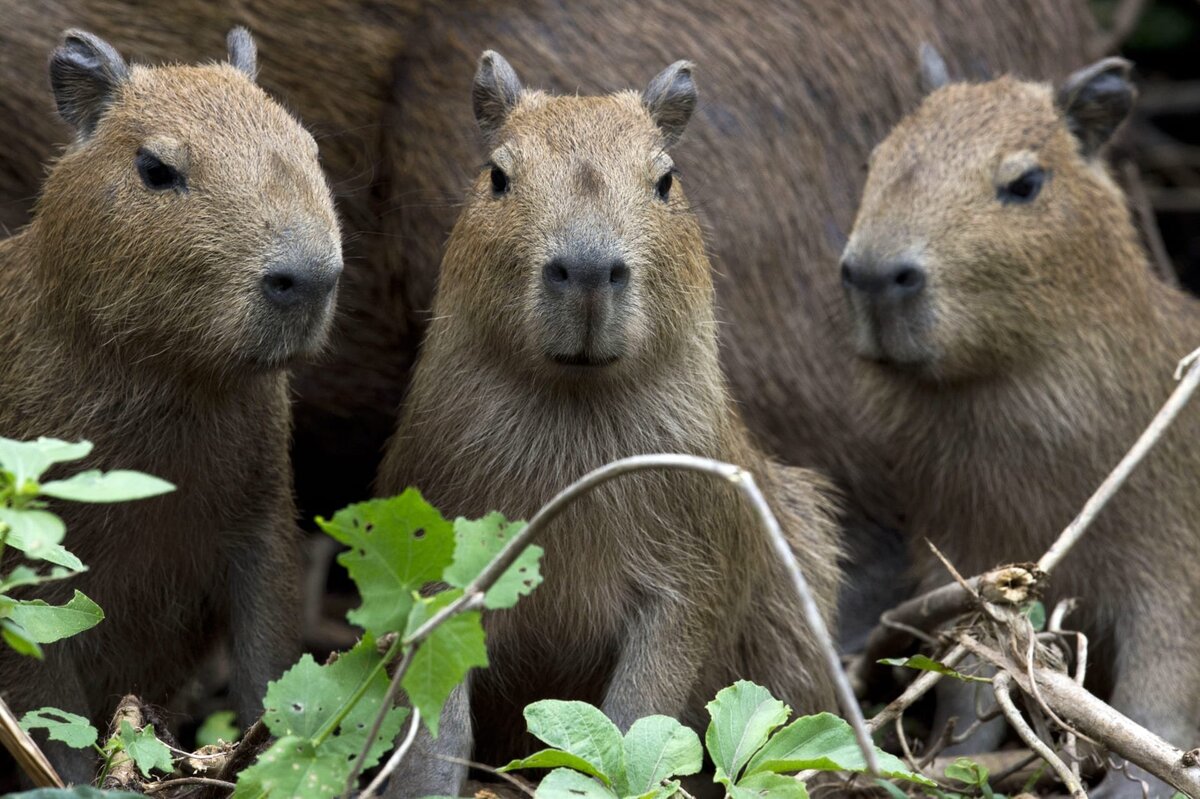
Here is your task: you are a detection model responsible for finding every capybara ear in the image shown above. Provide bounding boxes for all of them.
[50,29,129,137]
[1057,57,1135,157]
[918,42,951,94]
[227,27,258,80]
[473,50,522,145]
[643,60,696,147]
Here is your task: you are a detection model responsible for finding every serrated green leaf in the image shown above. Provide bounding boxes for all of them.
[8,590,103,644]
[196,710,240,746]
[705,681,790,785]
[878,654,991,683]
[730,771,809,799]
[317,490,455,637]
[522,700,625,789]
[534,768,621,799]
[1,565,83,593]
[444,513,543,609]
[500,748,611,782]
[232,735,349,799]
[20,707,98,749]
[262,637,407,767]
[0,437,92,487]
[118,721,173,778]
[620,715,702,796]
[403,609,488,737]
[742,712,934,786]
[0,508,83,570]
[40,470,174,503]
[0,618,43,658]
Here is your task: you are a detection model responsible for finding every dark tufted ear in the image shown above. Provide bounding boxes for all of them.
[643,60,697,147]
[473,50,522,145]
[49,29,129,137]
[1057,57,1135,157]
[918,42,950,94]
[227,27,258,80]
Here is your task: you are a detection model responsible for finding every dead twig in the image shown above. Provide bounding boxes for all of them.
[102,695,146,791]
[359,708,421,799]
[993,671,1085,798]
[144,776,237,794]
[868,643,970,734]
[435,754,537,798]
[0,694,64,788]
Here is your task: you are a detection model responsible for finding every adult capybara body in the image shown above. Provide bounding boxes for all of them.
[0,30,341,782]
[0,2,1097,542]
[378,53,842,790]
[841,61,1199,798]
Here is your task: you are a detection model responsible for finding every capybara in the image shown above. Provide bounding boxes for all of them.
[841,58,1199,798]
[0,9,1096,630]
[0,29,341,782]
[377,52,842,795]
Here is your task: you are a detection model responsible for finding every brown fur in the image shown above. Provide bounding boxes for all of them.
[0,33,340,783]
[377,66,842,767]
[0,2,1097,534]
[843,72,1200,796]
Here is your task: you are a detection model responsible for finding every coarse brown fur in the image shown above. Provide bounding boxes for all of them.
[377,58,842,771]
[0,2,1096,542]
[0,31,341,783]
[843,68,1200,797]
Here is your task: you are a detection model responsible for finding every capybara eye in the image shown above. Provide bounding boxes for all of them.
[136,148,184,192]
[489,164,510,195]
[655,170,674,202]
[998,166,1045,205]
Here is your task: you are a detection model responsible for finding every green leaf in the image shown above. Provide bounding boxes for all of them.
[196,710,240,746]
[704,681,790,785]
[730,771,809,799]
[20,707,98,749]
[0,508,84,570]
[630,781,682,799]
[232,735,352,799]
[620,715,702,796]
[1024,601,1046,632]
[533,768,621,799]
[742,712,934,786]
[40,470,174,503]
[878,654,991,684]
[522,700,625,789]
[8,591,103,644]
[1,565,82,592]
[0,437,92,488]
[403,609,488,737]
[500,749,611,782]
[262,637,407,767]
[444,513,543,609]
[945,757,989,790]
[873,779,910,799]
[317,490,455,637]
[117,721,173,778]
[0,617,43,658]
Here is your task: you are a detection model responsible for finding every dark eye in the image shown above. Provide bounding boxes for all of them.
[655,169,676,202]
[998,166,1045,205]
[490,164,510,195]
[136,148,184,192]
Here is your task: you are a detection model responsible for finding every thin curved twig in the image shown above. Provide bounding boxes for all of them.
[340,648,415,797]
[992,672,1086,799]
[1039,347,1200,574]
[359,708,421,799]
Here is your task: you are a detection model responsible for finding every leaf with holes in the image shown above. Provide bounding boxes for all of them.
[19,707,98,749]
[444,513,543,609]
[261,636,406,766]
[316,489,454,637]
[231,735,348,799]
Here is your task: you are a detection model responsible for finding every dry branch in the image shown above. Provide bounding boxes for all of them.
[0,694,63,788]
[102,694,146,791]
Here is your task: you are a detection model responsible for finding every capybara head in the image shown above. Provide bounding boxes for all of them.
[840,57,1136,382]
[34,29,342,375]
[434,51,709,383]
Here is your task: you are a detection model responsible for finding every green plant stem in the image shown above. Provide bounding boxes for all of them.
[312,636,403,748]
[339,646,415,798]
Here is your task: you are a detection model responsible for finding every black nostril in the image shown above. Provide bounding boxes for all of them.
[609,261,629,288]
[263,270,297,298]
[892,264,926,295]
[262,260,339,307]
[544,260,570,286]
[840,261,856,289]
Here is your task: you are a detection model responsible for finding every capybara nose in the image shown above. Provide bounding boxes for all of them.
[543,255,630,294]
[262,256,342,308]
[841,258,926,301]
